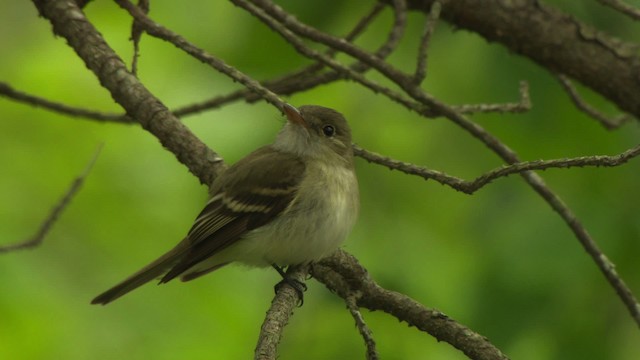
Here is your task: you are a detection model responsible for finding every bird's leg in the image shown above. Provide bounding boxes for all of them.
[272,264,307,306]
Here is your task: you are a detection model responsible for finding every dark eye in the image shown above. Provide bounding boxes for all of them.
[322,125,335,137]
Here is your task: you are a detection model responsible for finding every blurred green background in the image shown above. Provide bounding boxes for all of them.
[1,1,639,359]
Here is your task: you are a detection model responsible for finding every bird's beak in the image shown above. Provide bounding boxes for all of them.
[282,104,308,128]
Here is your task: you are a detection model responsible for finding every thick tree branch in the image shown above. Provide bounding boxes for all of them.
[401,0,640,119]
[32,0,224,186]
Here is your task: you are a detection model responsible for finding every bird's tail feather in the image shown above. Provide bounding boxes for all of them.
[91,241,188,305]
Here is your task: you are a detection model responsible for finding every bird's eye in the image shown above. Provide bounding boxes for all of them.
[322,125,335,137]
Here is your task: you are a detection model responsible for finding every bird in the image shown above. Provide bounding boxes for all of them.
[91,104,359,305]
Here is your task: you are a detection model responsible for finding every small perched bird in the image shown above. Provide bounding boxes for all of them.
[92,104,359,305]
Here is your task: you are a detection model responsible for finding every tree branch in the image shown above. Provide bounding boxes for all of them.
[0,82,130,123]
[32,0,224,186]
[597,0,640,21]
[0,144,102,253]
[255,265,308,360]
[237,0,640,329]
[554,73,631,130]
[115,0,285,110]
[354,143,640,194]
[400,0,640,118]
[313,250,510,360]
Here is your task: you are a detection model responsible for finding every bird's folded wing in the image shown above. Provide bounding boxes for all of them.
[160,147,306,282]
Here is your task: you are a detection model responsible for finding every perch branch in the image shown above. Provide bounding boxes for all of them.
[313,250,510,360]
[255,265,308,360]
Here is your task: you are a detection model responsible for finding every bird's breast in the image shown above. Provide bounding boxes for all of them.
[235,161,359,266]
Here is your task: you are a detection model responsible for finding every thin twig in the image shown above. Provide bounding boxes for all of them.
[129,0,149,75]
[354,143,640,193]
[452,81,531,114]
[170,2,387,117]
[115,0,285,109]
[249,0,413,87]
[171,0,402,119]
[345,294,378,360]
[0,82,131,122]
[0,144,103,253]
[597,0,640,21]
[413,1,441,84]
[232,0,427,116]
[255,265,308,360]
[555,73,631,129]
[379,0,407,60]
[313,250,510,360]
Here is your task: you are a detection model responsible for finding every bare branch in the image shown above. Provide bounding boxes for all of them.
[354,143,640,193]
[345,295,378,360]
[0,82,131,123]
[249,0,413,87]
[33,0,224,186]
[0,144,103,254]
[129,0,150,75]
[381,0,408,59]
[232,0,427,116]
[313,250,510,360]
[401,0,640,119]
[170,2,389,118]
[255,265,308,360]
[413,1,441,84]
[115,0,285,110]
[597,0,640,21]
[453,81,532,114]
[555,73,631,130]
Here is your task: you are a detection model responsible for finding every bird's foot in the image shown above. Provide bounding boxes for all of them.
[272,264,307,306]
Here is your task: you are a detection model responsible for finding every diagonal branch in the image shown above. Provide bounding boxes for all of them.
[0,144,102,253]
[554,73,631,130]
[400,0,640,119]
[0,82,131,123]
[597,0,640,21]
[115,0,285,110]
[313,250,510,360]
[32,0,224,186]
